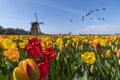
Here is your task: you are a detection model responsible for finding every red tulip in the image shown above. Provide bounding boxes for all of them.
[25,41,42,58]
[42,48,56,62]
[93,42,102,55]
[29,37,40,44]
[36,60,50,80]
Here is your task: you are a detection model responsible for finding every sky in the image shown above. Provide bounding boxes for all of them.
[0,0,120,34]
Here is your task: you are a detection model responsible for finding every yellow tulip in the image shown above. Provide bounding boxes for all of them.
[55,38,63,46]
[41,38,53,49]
[81,52,96,65]
[65,40,71,48]
[72,37,79,43]
[41,42,46,50]
[11,43,17,49]
[94,38,106,46]
[0,35,3,41]
[83,39,89,44]
[18,42,25,48]
[13,58,40,80]
[3,48,19,62]
[23,39,29,45]
[105,50,111,58]
[45,39,53,49]
[0,38,16,50]
[13,61,29,80]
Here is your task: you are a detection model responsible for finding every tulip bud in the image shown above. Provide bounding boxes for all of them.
[115,40,119,45]
[65,43,69,48]
[56,52,64,63]
[118,59,120,65]
[59,45,64,52]
[115,47,118,53]
[116,49,120,58]
[72,42,75,47]
[93,42,102,55]
[76,42,79,50]
[114,36,118,41]
[90,65,95,74]
[108,41,112,47]
[79,45,83,50]
[111,45,115,52]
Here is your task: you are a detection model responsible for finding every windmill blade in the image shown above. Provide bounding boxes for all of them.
[39,22,44,24]
[35,12,38,22]
[38,24,41,34]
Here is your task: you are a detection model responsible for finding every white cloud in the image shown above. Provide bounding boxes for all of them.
[73,25,120,34]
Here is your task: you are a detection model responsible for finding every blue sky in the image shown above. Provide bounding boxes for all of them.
[0,0,120,34]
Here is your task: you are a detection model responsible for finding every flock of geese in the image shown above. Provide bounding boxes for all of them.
[69,8,106,22]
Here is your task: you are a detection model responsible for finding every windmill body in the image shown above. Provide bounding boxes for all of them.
[30,13,44,35]
[30,22,40,35]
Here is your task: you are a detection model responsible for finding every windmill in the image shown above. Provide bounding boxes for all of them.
[30,13,44,35]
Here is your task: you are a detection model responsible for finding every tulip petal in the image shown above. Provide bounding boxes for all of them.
[13,68,27,80]
[36,60,49,80]
[26,59,40,80]
[26,63,40,80]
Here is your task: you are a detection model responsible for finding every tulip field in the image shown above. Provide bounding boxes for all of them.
[1,35,120,80]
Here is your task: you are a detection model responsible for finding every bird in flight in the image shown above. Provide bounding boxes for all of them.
[82,16,85,18]
[102,8,106,10]
[80,8,106,22]
[90,18,93,20]
[95,9,99,11]
[81,19,84,21]
[70,20,72,22]
[102,18,105,20]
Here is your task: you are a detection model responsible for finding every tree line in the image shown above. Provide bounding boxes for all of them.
[0,25,29,35]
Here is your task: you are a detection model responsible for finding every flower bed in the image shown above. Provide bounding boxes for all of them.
[0,35,120,80]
